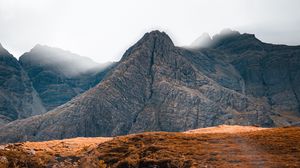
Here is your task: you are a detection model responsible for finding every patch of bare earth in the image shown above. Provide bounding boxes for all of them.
[1,126,300,168]
[184,125,267,134]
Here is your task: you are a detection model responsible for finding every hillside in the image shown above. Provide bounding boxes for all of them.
[0,43,114,125]
[0,30,299,143]
[19,45,115,111]
[0,125,299,167]
[0,43,46,125]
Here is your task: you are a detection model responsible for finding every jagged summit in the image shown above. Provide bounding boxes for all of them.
[0,43,13,57]
[0,30,299,143]
[133,30,174,48]
[143,30,173,43]
[211,29,260,45]
[31,43,43,49]
[190,33,213,48]
[20,44,103,78]
[190,29,261,50]
[0,43,20,68]
[28,44,89,62]
[19,45,114,111]
[140,30,175,51]
[121,30,174,61]
[214,28,241,38]
[0,43,46,125]
[30,44,77,56]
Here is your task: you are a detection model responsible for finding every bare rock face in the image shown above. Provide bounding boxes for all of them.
[200,29,300,125]
[0,30,285,143]
[0,43,46,125]
[19,45,115,111]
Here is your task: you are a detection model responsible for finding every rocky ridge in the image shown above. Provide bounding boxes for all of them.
[1,30,297,143]
[0,43,46,125]
[0,43,114,125]
[19,45,115,110]
[191,29,300,125]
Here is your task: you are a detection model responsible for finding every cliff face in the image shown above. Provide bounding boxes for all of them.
[2,30,296,143]
[196,30,300,125]
[0,43,46,125]
[19,45,115,111]
[0,43,114,126]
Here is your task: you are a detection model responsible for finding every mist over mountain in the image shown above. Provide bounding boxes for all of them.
[189,33,213,49]
[0,44,114,125]
[19,45,115,110]
[0,30,299,143]
[20,44,109,77]
[192,29,300,123]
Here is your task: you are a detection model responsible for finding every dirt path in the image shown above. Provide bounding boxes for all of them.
[232,136,268,168]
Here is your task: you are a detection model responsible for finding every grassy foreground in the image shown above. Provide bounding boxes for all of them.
[0,125,299,168]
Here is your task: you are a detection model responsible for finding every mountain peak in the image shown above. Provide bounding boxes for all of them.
[1,30,300,144]
[30,44,70,54]
[217,28,240,37]
[211,29,262,45]
[0,42,4,53]
[140,30,174,47]
[0,43,13,57]
[33,43,43,48]
[190,33,213,48]
[147,30,171,38]
[20,44,103,78]
[121,30,174,61]
[190,29,262,50]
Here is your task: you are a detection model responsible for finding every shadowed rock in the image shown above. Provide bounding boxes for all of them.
[194,29,300,125]
[19,45,115,111]
[1,30,291,143]
[0,43,46,125]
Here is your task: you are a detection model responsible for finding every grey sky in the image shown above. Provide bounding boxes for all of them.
[0,0,300,63]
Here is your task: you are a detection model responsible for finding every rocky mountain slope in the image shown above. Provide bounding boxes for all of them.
[1,30,299,143]
[19,45,115,110]
[191,29,300,125]
[0,44,114,125]
[0,126,299,168]
[0,43,46,125]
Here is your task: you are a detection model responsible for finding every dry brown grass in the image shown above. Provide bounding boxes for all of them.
[0,137,111,168]
[184,125,267,134]
[0,126,299,168]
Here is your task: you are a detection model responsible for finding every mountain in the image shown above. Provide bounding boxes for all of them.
[0,30,299,143]
[189,32,213,48]
[0,43,46,125]
[19,45,115,111]
[192,29,300,125]
[0,43,114,126]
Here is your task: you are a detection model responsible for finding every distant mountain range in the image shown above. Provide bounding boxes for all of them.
[0,43,114,125]
[19,44,115,111]
[0,29,299,143]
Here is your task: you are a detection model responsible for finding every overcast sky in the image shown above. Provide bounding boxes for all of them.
[0,0,300,63]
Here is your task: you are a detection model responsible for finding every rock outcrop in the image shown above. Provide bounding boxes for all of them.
[0,43,114,126]
[0,43,46,125]
[2,30,297,143]
[195,29,300,125]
